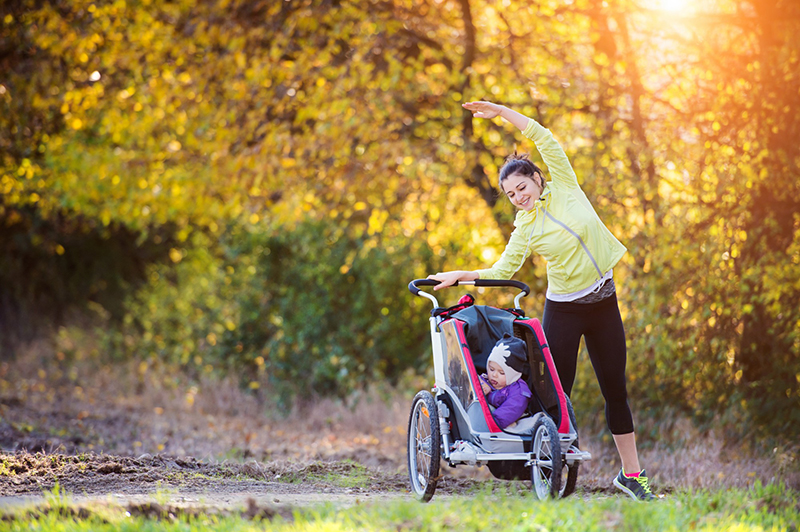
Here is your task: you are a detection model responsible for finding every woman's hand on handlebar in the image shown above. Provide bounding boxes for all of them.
[426,270,479,291]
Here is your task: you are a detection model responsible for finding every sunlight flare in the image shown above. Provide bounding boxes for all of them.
[650,0,690,12]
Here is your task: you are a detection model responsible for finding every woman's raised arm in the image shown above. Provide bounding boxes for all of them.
[462,101,531,132]
[464,100,579,189]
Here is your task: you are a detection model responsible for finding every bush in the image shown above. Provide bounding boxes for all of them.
[100,219,437,406]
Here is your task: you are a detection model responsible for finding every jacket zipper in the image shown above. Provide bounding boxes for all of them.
[542,211,603,278]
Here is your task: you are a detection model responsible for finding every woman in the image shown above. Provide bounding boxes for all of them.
[428,100,656,501]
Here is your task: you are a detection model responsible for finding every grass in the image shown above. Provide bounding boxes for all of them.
[287,460,375,488]
[214,458,380,486]
[1,483,798,532]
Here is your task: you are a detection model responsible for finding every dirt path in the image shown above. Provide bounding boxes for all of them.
[2,348,795,516]
[0,452,490,516]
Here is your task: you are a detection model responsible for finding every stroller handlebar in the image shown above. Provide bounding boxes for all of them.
[408,279,530,310]
[408,279,530,295]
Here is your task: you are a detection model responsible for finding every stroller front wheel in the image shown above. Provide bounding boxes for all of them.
[407,390,441,502]
[531,415,563,499]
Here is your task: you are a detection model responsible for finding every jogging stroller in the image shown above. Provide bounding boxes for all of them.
[406,279,591,501]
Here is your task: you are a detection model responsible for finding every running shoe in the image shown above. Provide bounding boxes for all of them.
[613,468,656,501]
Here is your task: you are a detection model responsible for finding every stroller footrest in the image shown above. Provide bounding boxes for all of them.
[475,452,533,462]
[565,449,592,463]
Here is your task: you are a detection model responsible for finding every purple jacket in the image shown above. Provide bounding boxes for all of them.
[480,375,532,429]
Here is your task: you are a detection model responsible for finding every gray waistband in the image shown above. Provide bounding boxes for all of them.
[571,278,616,304]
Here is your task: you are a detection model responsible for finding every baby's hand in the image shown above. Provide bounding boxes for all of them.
[479,376,491,395]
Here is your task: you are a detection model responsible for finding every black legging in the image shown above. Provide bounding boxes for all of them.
[542,292,634,435]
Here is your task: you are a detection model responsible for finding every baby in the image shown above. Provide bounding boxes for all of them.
[479,333,532,430]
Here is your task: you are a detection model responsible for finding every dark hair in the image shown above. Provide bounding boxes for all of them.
[498,153,544,191]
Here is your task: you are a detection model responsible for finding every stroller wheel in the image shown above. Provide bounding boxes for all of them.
[407,390,441,502]
[530,416,562,499]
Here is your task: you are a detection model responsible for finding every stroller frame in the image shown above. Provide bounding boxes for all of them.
[407,279,591,501]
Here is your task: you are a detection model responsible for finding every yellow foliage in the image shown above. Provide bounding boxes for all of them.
[1,0,798,427]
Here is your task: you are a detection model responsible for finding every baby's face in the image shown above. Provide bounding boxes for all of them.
[487,361,508,390]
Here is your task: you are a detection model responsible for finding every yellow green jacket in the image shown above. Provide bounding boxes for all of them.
[475,119,627,296]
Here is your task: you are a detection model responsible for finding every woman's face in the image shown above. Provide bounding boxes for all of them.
[502,173,543,211]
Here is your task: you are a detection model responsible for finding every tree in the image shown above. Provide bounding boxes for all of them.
[1,0,798,431]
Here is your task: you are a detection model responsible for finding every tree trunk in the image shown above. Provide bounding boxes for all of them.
[457,0,497,210]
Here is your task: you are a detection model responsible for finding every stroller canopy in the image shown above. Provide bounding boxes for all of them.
[450,305,515,372]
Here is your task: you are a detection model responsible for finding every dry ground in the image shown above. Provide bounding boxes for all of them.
[0,339,797,514]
